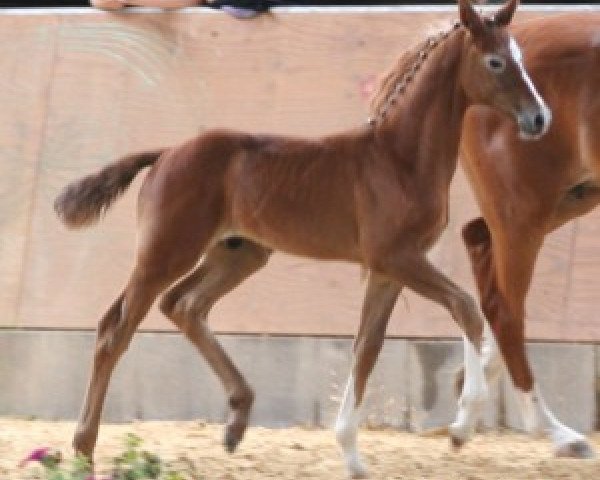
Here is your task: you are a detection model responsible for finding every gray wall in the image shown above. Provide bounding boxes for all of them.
[0,331,597,432]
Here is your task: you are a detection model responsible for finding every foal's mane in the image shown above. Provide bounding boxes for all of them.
[369,22,462,125]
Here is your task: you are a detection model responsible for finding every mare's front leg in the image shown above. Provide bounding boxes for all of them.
[335,272,401,479]
[372,250,488,448]
[160,238,272,453]
[462,217,594,458]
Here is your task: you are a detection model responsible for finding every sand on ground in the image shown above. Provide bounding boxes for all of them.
[1,419,599,479]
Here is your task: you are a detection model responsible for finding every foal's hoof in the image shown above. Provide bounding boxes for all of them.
[448,424,467,452]
[224,431,240,453]
[450,434,466,451]
[555,440,596,459]
[223,421,247,453]
[72,434,95,461]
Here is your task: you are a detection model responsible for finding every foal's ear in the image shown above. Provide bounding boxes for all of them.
[493,0,519,27]
[458,0,485,38]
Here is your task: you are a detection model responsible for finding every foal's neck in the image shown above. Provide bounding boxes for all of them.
[375,28,468,184]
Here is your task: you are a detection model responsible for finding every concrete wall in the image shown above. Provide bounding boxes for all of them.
[1,6,600,340]
[0,330,597,432]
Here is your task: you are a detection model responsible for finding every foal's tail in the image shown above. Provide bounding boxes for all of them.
[54,148,166,229]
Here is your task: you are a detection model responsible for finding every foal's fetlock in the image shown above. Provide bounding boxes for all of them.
[223,388,254,453]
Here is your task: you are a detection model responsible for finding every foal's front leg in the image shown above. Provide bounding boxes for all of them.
[375,252,488,447]
[335,272,401,479]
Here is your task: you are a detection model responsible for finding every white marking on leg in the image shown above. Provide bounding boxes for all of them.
[514,386,541,434]
[450,336,488,444]
[335,374,368,479]
[481,322,504,386]
[513,384,593,456]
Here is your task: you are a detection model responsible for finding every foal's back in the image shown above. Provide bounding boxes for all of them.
[140,127,373,262]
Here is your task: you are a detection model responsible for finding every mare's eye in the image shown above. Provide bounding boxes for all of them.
[484,55,506,73]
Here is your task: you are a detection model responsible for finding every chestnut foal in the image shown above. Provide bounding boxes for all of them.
[55,0,548,477]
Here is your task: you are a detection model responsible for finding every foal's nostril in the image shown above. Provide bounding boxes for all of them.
[533,113,545,130]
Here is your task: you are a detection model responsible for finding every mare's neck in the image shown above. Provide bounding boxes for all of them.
[375,29,468,184]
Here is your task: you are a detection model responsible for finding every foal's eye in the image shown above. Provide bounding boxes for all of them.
[484,55,506,73]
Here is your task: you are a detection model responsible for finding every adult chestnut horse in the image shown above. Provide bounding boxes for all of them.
[54,0,548,477]
[457,12,600,459]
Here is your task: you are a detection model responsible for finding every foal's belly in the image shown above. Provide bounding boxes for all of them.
[226,184,361,262]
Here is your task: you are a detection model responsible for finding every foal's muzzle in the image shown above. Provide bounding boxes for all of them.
[517,104,552,140]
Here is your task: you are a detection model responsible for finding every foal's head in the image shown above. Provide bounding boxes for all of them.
[458,0,551,139]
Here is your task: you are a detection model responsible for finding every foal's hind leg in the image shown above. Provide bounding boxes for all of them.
[335,272,401,479]
[74,199,224,457]
[74,264,194,457]
[160,238,272,453]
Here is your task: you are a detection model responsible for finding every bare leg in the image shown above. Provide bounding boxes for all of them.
[74,268,178,457]
[335,272,401,479]
[73,173,227,458]
[160,238,272,453]
[462,217,594,458]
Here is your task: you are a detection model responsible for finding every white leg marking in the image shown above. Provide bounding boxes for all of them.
[335,374,368,479]
[481,322,504,386]
[513,384,594,457]
[481,322,594,458]
[450,336,488,444]
[514,387,541,434]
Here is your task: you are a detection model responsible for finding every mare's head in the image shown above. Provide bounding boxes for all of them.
[458,0,551,139]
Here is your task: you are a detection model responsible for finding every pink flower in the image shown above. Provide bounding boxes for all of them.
[19,447,51,468]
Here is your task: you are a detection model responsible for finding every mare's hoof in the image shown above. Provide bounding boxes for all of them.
[555,440,596,459]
